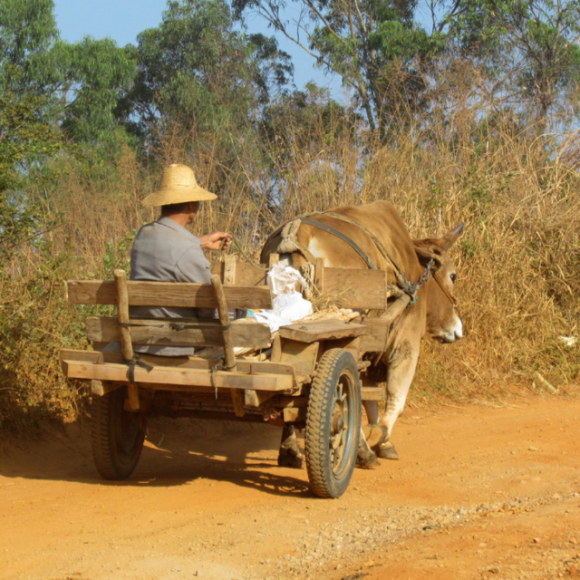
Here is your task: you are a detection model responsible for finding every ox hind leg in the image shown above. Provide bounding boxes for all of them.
[278,424,303,468]
[356,401,389,468]
[374,336,421,460]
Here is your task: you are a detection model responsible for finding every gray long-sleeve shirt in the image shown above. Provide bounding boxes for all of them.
[129,216,213,356]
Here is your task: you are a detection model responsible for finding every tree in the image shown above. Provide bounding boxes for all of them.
[438,0,580,128]
[0,0,57,94]
[44,38,137,144]
[1,0,137,145]
[234,0,445,136]
[120,0,293,147]
[0,80,63,267]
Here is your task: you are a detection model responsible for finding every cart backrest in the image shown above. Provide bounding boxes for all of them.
[66,270,273,353]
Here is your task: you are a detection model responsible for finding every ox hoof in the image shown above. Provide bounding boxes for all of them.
[277,449,304,469]
[362,424,389,448]
[375,441,400,460]
[356,449,379,469]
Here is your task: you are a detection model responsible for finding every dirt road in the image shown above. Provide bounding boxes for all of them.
[1,394,580,580]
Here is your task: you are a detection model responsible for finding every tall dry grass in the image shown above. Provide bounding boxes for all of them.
[2,60,579,431]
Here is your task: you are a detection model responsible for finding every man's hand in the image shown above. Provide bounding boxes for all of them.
[199,231,233,251]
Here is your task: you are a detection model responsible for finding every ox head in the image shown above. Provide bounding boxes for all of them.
[414,223,464,343]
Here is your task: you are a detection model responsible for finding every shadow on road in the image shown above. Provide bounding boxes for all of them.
[0,415,311,497]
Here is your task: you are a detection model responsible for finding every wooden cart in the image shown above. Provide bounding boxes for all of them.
[60,255,409,498]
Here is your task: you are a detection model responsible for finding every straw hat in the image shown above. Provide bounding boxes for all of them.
[142,164,217,207]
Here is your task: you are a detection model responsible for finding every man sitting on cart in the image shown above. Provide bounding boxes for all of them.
[128,163,233,356]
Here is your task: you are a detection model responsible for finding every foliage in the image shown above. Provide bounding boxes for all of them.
[121,0,292,149]
[0,0,58,94]
[0,0,137,145]
[441,0,580,127]
[0,81,63,268]
[235,0,445,136]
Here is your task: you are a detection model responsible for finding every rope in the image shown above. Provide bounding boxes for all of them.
[210,358,237,399]
[124,354,153,384]
[210,236,269,273]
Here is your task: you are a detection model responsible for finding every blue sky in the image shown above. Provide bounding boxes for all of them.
[52,0,342,94]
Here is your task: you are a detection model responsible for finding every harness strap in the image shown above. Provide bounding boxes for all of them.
[322,212,407,280]
[433,270,459,311]
[301,217,378,270]
[266,210,444,306]
[302,212,420,300]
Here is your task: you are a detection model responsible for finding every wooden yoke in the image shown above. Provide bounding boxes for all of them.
[210,275,244,418]
[113,269,140,411]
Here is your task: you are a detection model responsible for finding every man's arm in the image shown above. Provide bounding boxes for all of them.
[199,231,232,251]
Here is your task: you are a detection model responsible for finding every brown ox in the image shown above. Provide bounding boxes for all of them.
[261,200,463,467]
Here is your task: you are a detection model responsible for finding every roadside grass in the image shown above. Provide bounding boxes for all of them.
[1,61,579,432]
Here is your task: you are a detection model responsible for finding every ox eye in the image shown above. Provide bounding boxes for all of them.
[450,273,457,284]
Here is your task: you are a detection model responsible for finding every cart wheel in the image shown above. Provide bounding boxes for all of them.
[91,385,146,480]
[305,348,361,498]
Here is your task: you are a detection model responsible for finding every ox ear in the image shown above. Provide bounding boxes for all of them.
[439,223,464,251]
[415,243,444,269]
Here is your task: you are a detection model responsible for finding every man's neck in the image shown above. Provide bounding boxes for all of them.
[164,214,190,228]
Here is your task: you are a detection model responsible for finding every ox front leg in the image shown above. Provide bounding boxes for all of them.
[278,424,303,468]
[375,338,421,461]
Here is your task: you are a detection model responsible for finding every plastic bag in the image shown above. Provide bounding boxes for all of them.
[249,264,313,332]
[267,262,308,296]
[272,291,312,321]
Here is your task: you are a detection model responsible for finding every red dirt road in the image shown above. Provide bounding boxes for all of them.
[1,394,579,580]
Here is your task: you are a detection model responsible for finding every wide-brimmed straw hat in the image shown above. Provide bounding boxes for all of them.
[142,164,217,207]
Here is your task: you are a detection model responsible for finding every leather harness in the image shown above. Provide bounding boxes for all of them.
[269,210,457,309]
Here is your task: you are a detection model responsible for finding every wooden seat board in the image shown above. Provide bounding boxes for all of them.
[278,319,367,344]
[67,280,273,309]
[86,317,271,349]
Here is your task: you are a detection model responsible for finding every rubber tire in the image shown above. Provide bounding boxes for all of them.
[305,348,362,498]
[91,385,146,480]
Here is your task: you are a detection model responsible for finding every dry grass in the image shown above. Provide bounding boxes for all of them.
[2,60,579,431]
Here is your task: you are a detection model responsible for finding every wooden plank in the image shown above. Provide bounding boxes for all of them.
[322,268,392,310]
[232,262,268,286]
[210,274,244,417]
[361,386,385,402]
[223,256,236,286]
[269,253,279,268]
[270,334,282,362]
[279,319,367,344]
[322,336,361,361]
[210,276,236,370]
[113,270,133,361]
[85,317,272,349]
[359,318,391,352]
[211,259,267,287]
[378,294,411,323]
[61,359,294,391]
[59,349,295,377]
[67,279,273,309]
[280,340,320,375]
[314,258,325,292]
[114,269,139,410]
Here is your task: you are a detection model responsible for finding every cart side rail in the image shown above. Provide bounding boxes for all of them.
[63,270,275,416]
[66,278,273,309]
